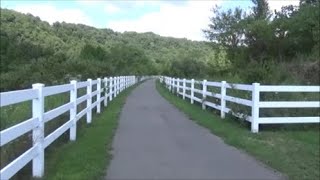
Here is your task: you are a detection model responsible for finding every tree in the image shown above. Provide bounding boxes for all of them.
[251,0,271,20]
[244,0,272,61]
[203,6,246,49]
[299,0,318,6]
[272,1,319,58]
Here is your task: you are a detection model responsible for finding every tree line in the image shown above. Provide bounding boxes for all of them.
[1,8,229,91]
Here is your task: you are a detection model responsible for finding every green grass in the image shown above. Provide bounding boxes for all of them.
[43,84,138,180]
[156,80,319,180]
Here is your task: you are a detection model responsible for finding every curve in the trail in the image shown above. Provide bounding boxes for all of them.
[106,80,283,179]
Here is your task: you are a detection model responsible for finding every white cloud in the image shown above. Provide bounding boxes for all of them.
[107,1,222,41]
[77,0,102,6]
[15,4,94,26]
[10,0,300,41]
[267,0,300,12]
[104,4,121,14]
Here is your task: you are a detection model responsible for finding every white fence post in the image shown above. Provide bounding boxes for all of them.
[86,79,92,124]
[221,81,226,119]
[104,77,108,106]
[251,83,260,133]
[113,77,117,98]
[183,78,186,100]
[125,76,128,89]
[117,77,120,95]
[127,76,129,88]
[117,77,119,95]
[176,78,178,94]
[117,76,121,95]
[109,77,113,101]
[166,77,169,89]
[172,78,174,93]
[171,78,173,92]
[114,77,117,96]
[121,76,124,91]
[128,76,130,87]
[119,76,122,92]
[165,77,167,88]
[120,76,122,92]
[202,79,207,110]
[191,79,194,104]
[119,76,121,92]
[70,80,77,141]
[123,76,125,91]
[176,78,180,96]
[32,83,45,177]
[97,78,101,113]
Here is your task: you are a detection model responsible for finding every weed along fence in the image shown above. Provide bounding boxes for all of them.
[160,76,320,133]
[0,76,137,179]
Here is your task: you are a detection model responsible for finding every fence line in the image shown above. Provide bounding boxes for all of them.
[160,76,320,133]
[0,76,137,179]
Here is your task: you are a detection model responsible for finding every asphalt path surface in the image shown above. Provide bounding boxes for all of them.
[106,80,283,180]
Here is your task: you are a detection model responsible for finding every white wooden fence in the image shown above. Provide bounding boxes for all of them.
[0,76,136,179]
[160,76,320,133]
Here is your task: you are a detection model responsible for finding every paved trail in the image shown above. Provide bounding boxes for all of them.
[106,80,283,179]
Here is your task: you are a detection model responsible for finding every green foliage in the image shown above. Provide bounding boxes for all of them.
[0,8,229,91]
[203,6,246,49]
[204,0,319,84]
[107,43,157,75]
[251,0,271,20]
[206,48,232,75]
[168,50,207,78]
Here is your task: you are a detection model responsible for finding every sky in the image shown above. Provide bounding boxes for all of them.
[1,0,300,41]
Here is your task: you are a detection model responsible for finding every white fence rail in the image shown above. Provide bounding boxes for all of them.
[0,76,137,179]
[160,76,320,133]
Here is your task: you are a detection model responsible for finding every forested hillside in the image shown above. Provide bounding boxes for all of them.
[0,8,228,91]
[0,0,319,91]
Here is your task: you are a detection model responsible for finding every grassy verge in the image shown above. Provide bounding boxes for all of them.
[156,80,319,180]
[44,84,138,180]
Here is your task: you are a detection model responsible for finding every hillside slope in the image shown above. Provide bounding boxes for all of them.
[0,8,227,91]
